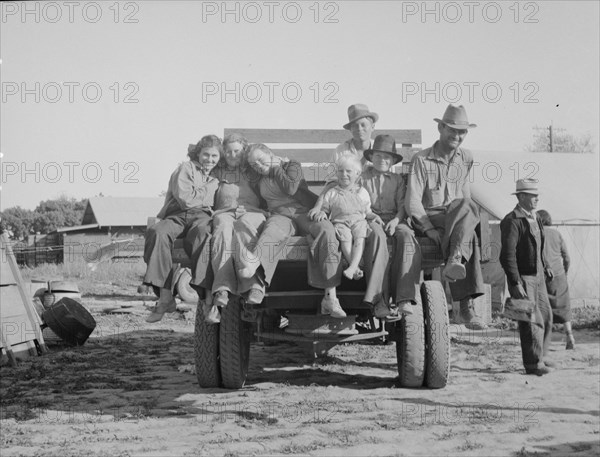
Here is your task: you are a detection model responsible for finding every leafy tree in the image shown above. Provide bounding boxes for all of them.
[1,196,88,239]
[526,129,596,153]
[0,206,35,239]
[31,196,87,234]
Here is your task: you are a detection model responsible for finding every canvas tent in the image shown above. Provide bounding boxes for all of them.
[469,151,600,304]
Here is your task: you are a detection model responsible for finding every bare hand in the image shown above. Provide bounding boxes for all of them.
[371,215,384,226]
[314,211,328,222]
[510,283,528,299]
[385,217,400,236]
[425,228,442,246]
[235,206,247,218]
[308,207,322,221]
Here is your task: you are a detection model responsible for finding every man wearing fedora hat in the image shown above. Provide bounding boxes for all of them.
[406,104,486,329]
[331,103,378,168]
[500,179,554,376]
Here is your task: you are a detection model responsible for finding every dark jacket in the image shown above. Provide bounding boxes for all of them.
[265,159,318,210]
[500,206,547,286]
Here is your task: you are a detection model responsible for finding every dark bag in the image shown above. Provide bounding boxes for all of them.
[502,297,537,324]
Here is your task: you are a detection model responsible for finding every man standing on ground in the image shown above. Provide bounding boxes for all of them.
[500,179,554,376]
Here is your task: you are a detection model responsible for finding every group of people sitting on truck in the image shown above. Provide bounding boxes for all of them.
[142,102,487,330]
[142,102,570,377]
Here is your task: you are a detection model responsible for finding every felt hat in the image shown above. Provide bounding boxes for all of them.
[364,134,403,164]
[343,103,379,130]
[434,104,477,129]
[513,178,539,195]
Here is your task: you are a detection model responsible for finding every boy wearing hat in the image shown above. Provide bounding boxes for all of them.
[360,134,419,319]
[500,179,554,376]
[406,104,486,329]
[331,103,378,168]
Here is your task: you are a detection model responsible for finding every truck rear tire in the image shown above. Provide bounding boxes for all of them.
[219,297,251,389]
[396,300,425,387]
[193,303,221,388]
[421,280,450,389]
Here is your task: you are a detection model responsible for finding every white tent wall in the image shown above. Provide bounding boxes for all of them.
[468,151,600,308]
[557,224,600,301]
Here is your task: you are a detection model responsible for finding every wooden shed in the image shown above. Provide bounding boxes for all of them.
[61,197,164,265]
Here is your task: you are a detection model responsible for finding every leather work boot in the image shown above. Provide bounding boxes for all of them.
[443,255,466,281]
[214,290,229,307]
[245,288,265,305]
[145,298,177,323]
[372,300,391,318]
[525,365,552,376]
[397,300,414,316]
[459,298,488,330]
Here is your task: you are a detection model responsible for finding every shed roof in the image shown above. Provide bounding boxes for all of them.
[55,224,100,233]
[469,151,599,224]
[81,197,164,227]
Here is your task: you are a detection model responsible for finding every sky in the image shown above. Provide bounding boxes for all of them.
[1,0,599,210]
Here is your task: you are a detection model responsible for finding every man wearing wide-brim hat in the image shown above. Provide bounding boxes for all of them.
[331,103,378,169]
[405,104,486,329]
[309,103,385,316]
[500,179,554,376]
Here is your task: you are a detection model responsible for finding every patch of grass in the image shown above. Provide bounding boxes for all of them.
[510,423,531,433]
[278,440,328,454]
[514,446,549,456]
[457,438,484,451]
[20,257,145,295]
[435,429,454,441]
[571,306,600,330]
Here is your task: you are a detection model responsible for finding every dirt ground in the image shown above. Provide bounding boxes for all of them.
[1,289,599,457]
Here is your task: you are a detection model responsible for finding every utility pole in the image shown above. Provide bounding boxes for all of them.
[533,123,565,152]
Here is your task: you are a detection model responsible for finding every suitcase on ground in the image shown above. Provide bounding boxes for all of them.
[41,297,96,346]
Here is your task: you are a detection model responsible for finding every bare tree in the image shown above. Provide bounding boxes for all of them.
[526,127,596,153]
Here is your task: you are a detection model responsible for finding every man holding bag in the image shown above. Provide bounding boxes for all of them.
[500,179,554,376]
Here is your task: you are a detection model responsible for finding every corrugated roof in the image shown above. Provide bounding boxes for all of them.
[81,197,164,227]
[469,151,599,224]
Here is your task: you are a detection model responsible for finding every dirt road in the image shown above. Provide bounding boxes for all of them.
[1,297,599,457]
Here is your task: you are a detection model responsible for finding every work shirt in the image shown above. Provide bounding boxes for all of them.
[157,160,219,219]
[359,166,406,224]
[329,139,373,177]
[406,142,473,231]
